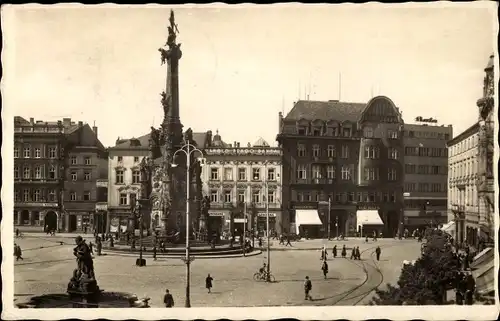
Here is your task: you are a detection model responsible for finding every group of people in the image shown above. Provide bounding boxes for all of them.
[321,244,382,261]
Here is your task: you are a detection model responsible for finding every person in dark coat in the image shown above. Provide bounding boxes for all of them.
[205,274,214,293]
[285,236,292,247]
[14,243,23,261]
[464,272,475,305]
[355,246,361,260]
[88,242,94,256]
[321,261,329,279]
[304,276,312,300]
[163,289,174,307]
[332,245,337,258]
[341,245,347,258]
[375,246,381,261]
[153,245,157,261]
[350,247,356,260]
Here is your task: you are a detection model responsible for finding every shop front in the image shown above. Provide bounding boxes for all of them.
[294,208,322,238]
[208,211,225,235]
[256,212,276,236]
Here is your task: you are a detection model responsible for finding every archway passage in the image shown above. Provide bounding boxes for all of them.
[45,211,58,232]
[21,210,30,225]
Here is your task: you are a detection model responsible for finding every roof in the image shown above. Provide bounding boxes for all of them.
[64,125,80,134]
[14,116,31,125]
[253,137,270,147]
[110,131,209,150]
[446,122,480,147]
[284,100,367,122]
[192,132,208,148]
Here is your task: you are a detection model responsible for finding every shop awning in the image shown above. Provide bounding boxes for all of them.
[472,257,495,294]
[440,220,455,235]
[295,209,322,234]
[356,210,383,229]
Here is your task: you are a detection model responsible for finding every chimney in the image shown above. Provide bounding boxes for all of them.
[29,117,34,124]
[63,118,71,127]
[247,142,251,147]
[234,141,237,148]
[78,121,83,127]
[237,142,240,148]
[92,123,98,138]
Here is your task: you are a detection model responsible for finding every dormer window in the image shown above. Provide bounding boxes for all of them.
[342,127,351,137]
[312,128,322,136]
[363,127,374,138]
[297,127,306,135]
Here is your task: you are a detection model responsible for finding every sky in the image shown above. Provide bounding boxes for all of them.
[3,3,497,148]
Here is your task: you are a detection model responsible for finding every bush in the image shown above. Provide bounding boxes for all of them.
[371,229,461,305]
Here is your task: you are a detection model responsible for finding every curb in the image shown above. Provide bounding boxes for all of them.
[103,249,262,259]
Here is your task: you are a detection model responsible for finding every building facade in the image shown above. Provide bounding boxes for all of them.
[403,123,452,230]
[14,117,67,231]
[277,96,406,238]
[447,123,480,244]
[201,133,283,235]
[62,119,107,233]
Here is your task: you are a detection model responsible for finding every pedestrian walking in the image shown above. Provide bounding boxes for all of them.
[355,246,361,260]
[285,236,292,247]
[304,276,312,300]
[375,246,381,261]
[14,244,23,261]
[205,274,214,293]
[15,228,20,238]
[88,242,94,256]
[153,245,157,261]
[465,272,475,305]
[332,245,337,258]
[372,231,377,241]
[365,235,369,243]
[321,261,329,279]
[341,245,347,258]
[96,238,102,256]
[350,247,356,260]
[163,289,174,307]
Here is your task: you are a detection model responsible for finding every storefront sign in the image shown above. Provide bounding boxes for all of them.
[357,205,379,210]
[22,202,58,208]
[95,203,108,211]
[258,213,277,217]
[209,212,225,217]
[415,116,438,123]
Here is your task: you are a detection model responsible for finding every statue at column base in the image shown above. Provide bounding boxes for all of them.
[67,236,101,302]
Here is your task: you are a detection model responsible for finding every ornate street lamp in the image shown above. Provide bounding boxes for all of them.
[171,141,205,308]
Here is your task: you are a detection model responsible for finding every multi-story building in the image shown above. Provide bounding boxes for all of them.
[14,117,106,233]
[106,131,211,233]
[201,131,283,235]
[402,122,452,230]
[277,96,405,238]
[446,123,480,243]
[14,117,67,231]
[62,119,107,233]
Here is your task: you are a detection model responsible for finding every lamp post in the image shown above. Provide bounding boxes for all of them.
[256,162,272,283]
[327,197,331,240]
[243,202,247,257]
[172,142,204,308]
[336,216,339,239]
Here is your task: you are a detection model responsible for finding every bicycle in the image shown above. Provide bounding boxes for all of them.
[253,270,275,282]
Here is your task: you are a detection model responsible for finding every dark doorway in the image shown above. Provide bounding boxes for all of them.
[21,210,30,225]
[386,210,400,237]
[14,210,18,225]
[45,211,58,232]
[69,215,77,232]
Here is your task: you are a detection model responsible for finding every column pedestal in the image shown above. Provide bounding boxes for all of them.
[29,211,34,226]
[17,210,22,225]
[65,213,70,232]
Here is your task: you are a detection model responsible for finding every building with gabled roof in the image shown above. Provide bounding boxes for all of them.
[277,96,406,238]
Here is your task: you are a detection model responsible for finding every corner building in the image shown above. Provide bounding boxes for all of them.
[277,96,405,238]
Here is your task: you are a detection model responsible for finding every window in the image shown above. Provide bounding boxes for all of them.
[335,193,342,203]
[252,168,261,181]
[132,170,140,184]
[431,183,442,193]
[297,192,304,202]
[23,167,30,179]
[83,191,91,201]
[115,170,124,184]
[388,168,397,181]
[297,127,306,135]
[404,147,417,156]
[224,190,232,203]
[312,165,321,179]
[327,145,336,158]
[71,156,77,165]
[238,168,246,180]
[296,164,307,180]
[342,127,351,137]
[84,157,91,165]
[267,168,275,181]
[14,146,19,158]
[34,147,41,158]
[341,145,349,158]
[297,144,306,157]
[14,190,20,202]
[364,167,379,181]
[312,144,320,157]
[134,156,140,163]
[341,166,351,180]
[71,171,77,181]
[391,193,396,203]
[312,128,321,136]
[238,190,245,203]
[49,165,56,179]
[348,192,355,202]
[35,165,42,179]
[431,166,439,175]
[119,193,127,205]
[49,147,57,158]
[23,146,31,158]
[117,156,123,162]
[70,192,77,201]
[210,168,219,180]
[252,190,260,203]
[23,189,30,202]
[304,193,311,202]
[14,166,19,179]
[224,168,233,181]
[388,130,398,139]
[210,190,218,203]
[363,127,374,138]
[364,146,379,159]
[405,183,416,192]
[388,148,398,160]
[267,191,275,203]
[33,189,41,202]
[327,165,336,179]
[405,164,416,174]
[82,172,91,181]
[48,189,56,202]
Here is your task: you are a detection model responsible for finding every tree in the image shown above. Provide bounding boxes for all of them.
[371,229,461,305]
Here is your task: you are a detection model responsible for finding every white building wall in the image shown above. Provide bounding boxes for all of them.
[107,153,146,207]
